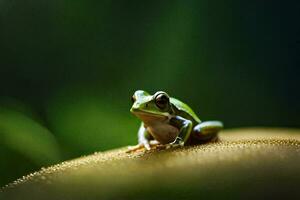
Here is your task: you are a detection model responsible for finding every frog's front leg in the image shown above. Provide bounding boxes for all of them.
[166,116,193,148]
[127,123,157,152]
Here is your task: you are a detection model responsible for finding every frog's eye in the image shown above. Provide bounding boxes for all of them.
[131,95,136,103]
[155,93,169,109]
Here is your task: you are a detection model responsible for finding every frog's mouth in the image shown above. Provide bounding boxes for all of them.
[130,109,169,122]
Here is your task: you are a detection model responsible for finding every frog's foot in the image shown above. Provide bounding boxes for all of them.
[156,138,184,150]
[126,140,160,153]
[126,144,145,153]
[156,143,183,150]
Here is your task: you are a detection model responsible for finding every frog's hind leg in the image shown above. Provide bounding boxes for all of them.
[192,121,223,143]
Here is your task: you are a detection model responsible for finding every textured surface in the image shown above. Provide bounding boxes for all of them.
[1,128,300,200]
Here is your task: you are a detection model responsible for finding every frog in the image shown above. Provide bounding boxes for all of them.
[128,90,223,152]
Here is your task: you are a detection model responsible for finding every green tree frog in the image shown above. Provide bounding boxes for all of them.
[128,90,223,152]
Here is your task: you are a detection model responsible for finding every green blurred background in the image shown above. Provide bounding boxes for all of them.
[0,0,299,186]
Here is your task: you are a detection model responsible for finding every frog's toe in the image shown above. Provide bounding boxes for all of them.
[126,144,143,153]
[144,143,151,150]
[126,142,154,153]
[149,140,160,146]
[171,143,183,148]
[156,143,182,150]
[170,138,184,147]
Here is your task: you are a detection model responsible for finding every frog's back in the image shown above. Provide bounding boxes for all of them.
[170,97,201,124]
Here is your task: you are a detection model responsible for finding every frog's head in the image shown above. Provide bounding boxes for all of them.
[130,90,172,122]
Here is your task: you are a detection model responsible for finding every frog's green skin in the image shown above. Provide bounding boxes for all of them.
[130,90,223,150]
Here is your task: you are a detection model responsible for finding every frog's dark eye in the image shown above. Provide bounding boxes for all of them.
[131,95,136,103]
[155,93,169,109]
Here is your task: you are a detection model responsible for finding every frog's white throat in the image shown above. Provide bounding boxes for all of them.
[133,111,169,125]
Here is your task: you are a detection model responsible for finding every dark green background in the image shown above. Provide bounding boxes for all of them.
[0,0,299,186]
